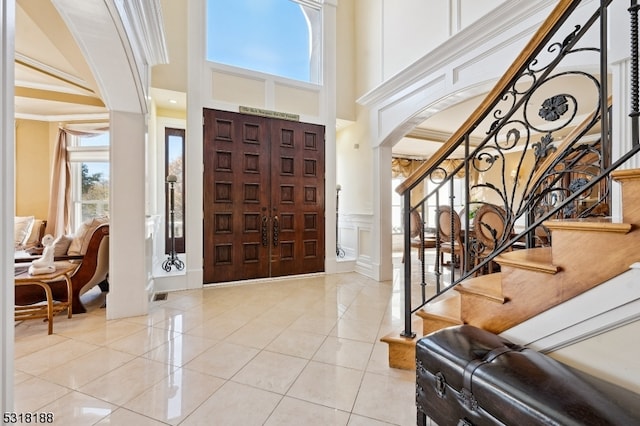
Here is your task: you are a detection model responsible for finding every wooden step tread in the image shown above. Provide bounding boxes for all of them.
[380,332,420,346]
[612,168,640,182]
[455,273,504,303]
[496,247,559,274]
[544,218,632,234]
[417,293,463,324]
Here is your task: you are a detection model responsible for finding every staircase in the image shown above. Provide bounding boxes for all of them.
[382,0,640,370]
[383,169,640,369]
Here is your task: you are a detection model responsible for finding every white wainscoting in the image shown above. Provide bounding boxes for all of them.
[338,213,374,278]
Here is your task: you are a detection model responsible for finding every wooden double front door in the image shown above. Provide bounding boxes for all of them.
[203,109,325,283]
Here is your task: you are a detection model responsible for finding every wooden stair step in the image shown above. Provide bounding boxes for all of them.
[455,273,504,303]
[417,293,463,335]
[496,247,559,274]
[544,217,632,234]
[380,333,420,370]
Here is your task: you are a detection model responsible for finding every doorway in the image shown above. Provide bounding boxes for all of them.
[203,109,325,283]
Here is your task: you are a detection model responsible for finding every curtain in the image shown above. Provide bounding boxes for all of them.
[45,129,70,237]
[45,125,108,236]
[392,157,423,178]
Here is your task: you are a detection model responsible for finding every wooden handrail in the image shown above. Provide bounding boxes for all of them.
[396,0,581,195]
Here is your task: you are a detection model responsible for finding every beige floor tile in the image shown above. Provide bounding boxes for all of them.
[287,361,363,412]
[60,319,147,346]
[39,391,116,426]
[352,372,416,426]
[39,346,135,389]
[14,339,100,376]
[184,341,259,379]
[184,315,251,340]
[13,267,424,423]
[124,367,225,425]
[107,325,179,356]
[265,396,350,425]
[265,328,327,359]
[330,317,381,343]
[12,332,69,359]
[312,336,373,370]
[94,407,169,425]
[13,376,70,412]
[224,319,287,349]
[232,350,308,394]
[143,333,218,367]
[181,381,282,426]
[348,414,397,426]
[288,314,338,335]
[78,357,172,406]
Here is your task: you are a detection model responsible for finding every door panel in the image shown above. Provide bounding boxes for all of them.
[203,109,325,283]
[270,120,325,277]
[203,109,270,283]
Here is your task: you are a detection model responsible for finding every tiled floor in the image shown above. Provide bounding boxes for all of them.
[13,254,439,425]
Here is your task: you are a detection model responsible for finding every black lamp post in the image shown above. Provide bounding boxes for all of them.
[162,174,185,271]
[336,184,345,258]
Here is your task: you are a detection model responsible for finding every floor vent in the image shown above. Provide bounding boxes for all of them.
[153,292,168,301]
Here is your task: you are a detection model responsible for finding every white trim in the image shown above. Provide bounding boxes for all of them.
[0,0,15,411]
[14,112,110,122]
[113,0,169,66]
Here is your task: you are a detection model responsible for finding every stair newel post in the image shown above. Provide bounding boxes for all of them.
[631,0,640,146]
[464,134,471,274]
[435,190,441,293]
[449,177,456,286]
[401,191,415,338]
[420,201,427,298]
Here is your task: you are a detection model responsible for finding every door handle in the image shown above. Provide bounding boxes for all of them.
[261,215,269,247]
[272,215,279,247]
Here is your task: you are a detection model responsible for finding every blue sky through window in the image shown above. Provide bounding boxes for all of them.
[206,0,311,82]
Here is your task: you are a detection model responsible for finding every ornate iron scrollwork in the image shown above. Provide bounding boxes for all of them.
[539,95,569,121]
[272,216,279,247]
[261,215,268,247]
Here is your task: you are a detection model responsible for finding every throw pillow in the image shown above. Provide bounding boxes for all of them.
[53,235,73,257]
[68,216,109,255]
[14,216,34,249]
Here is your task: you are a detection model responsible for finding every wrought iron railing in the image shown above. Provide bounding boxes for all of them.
[396,0,640,339]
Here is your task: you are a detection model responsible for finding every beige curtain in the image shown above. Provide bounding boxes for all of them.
[392,157,423,178]
[45,129,71,237]
[45,125,108,236]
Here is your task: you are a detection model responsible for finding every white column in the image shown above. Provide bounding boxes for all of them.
[0,0,15,411]
[107,110,149,319]
[372,144,393,281]
[185,0,204,288]
[323,0,339,274]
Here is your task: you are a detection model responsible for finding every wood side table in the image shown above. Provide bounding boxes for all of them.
[14,262,77,334]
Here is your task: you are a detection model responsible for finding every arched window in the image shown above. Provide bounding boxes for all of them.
[206,0,321,84]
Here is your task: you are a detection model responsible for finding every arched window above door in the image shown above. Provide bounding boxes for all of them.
[206,0,322,84]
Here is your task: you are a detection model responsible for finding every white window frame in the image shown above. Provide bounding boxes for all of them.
[68,134,110,231]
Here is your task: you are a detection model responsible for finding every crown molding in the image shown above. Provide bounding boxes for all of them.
[113,0,169,66]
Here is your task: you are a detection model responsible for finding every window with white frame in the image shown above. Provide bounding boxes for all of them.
[206,0,322,84]
[68,132,109,231]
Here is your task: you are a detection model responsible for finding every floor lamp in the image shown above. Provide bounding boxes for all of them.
[163,174,185,271]
[336,184,345,258]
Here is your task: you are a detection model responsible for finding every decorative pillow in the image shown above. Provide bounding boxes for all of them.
[23,219,45,248]
[68,216,109,255]
[53,234,73,257]
[14,216,34,249]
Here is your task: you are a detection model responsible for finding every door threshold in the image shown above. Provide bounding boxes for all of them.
[203,272,326,289]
